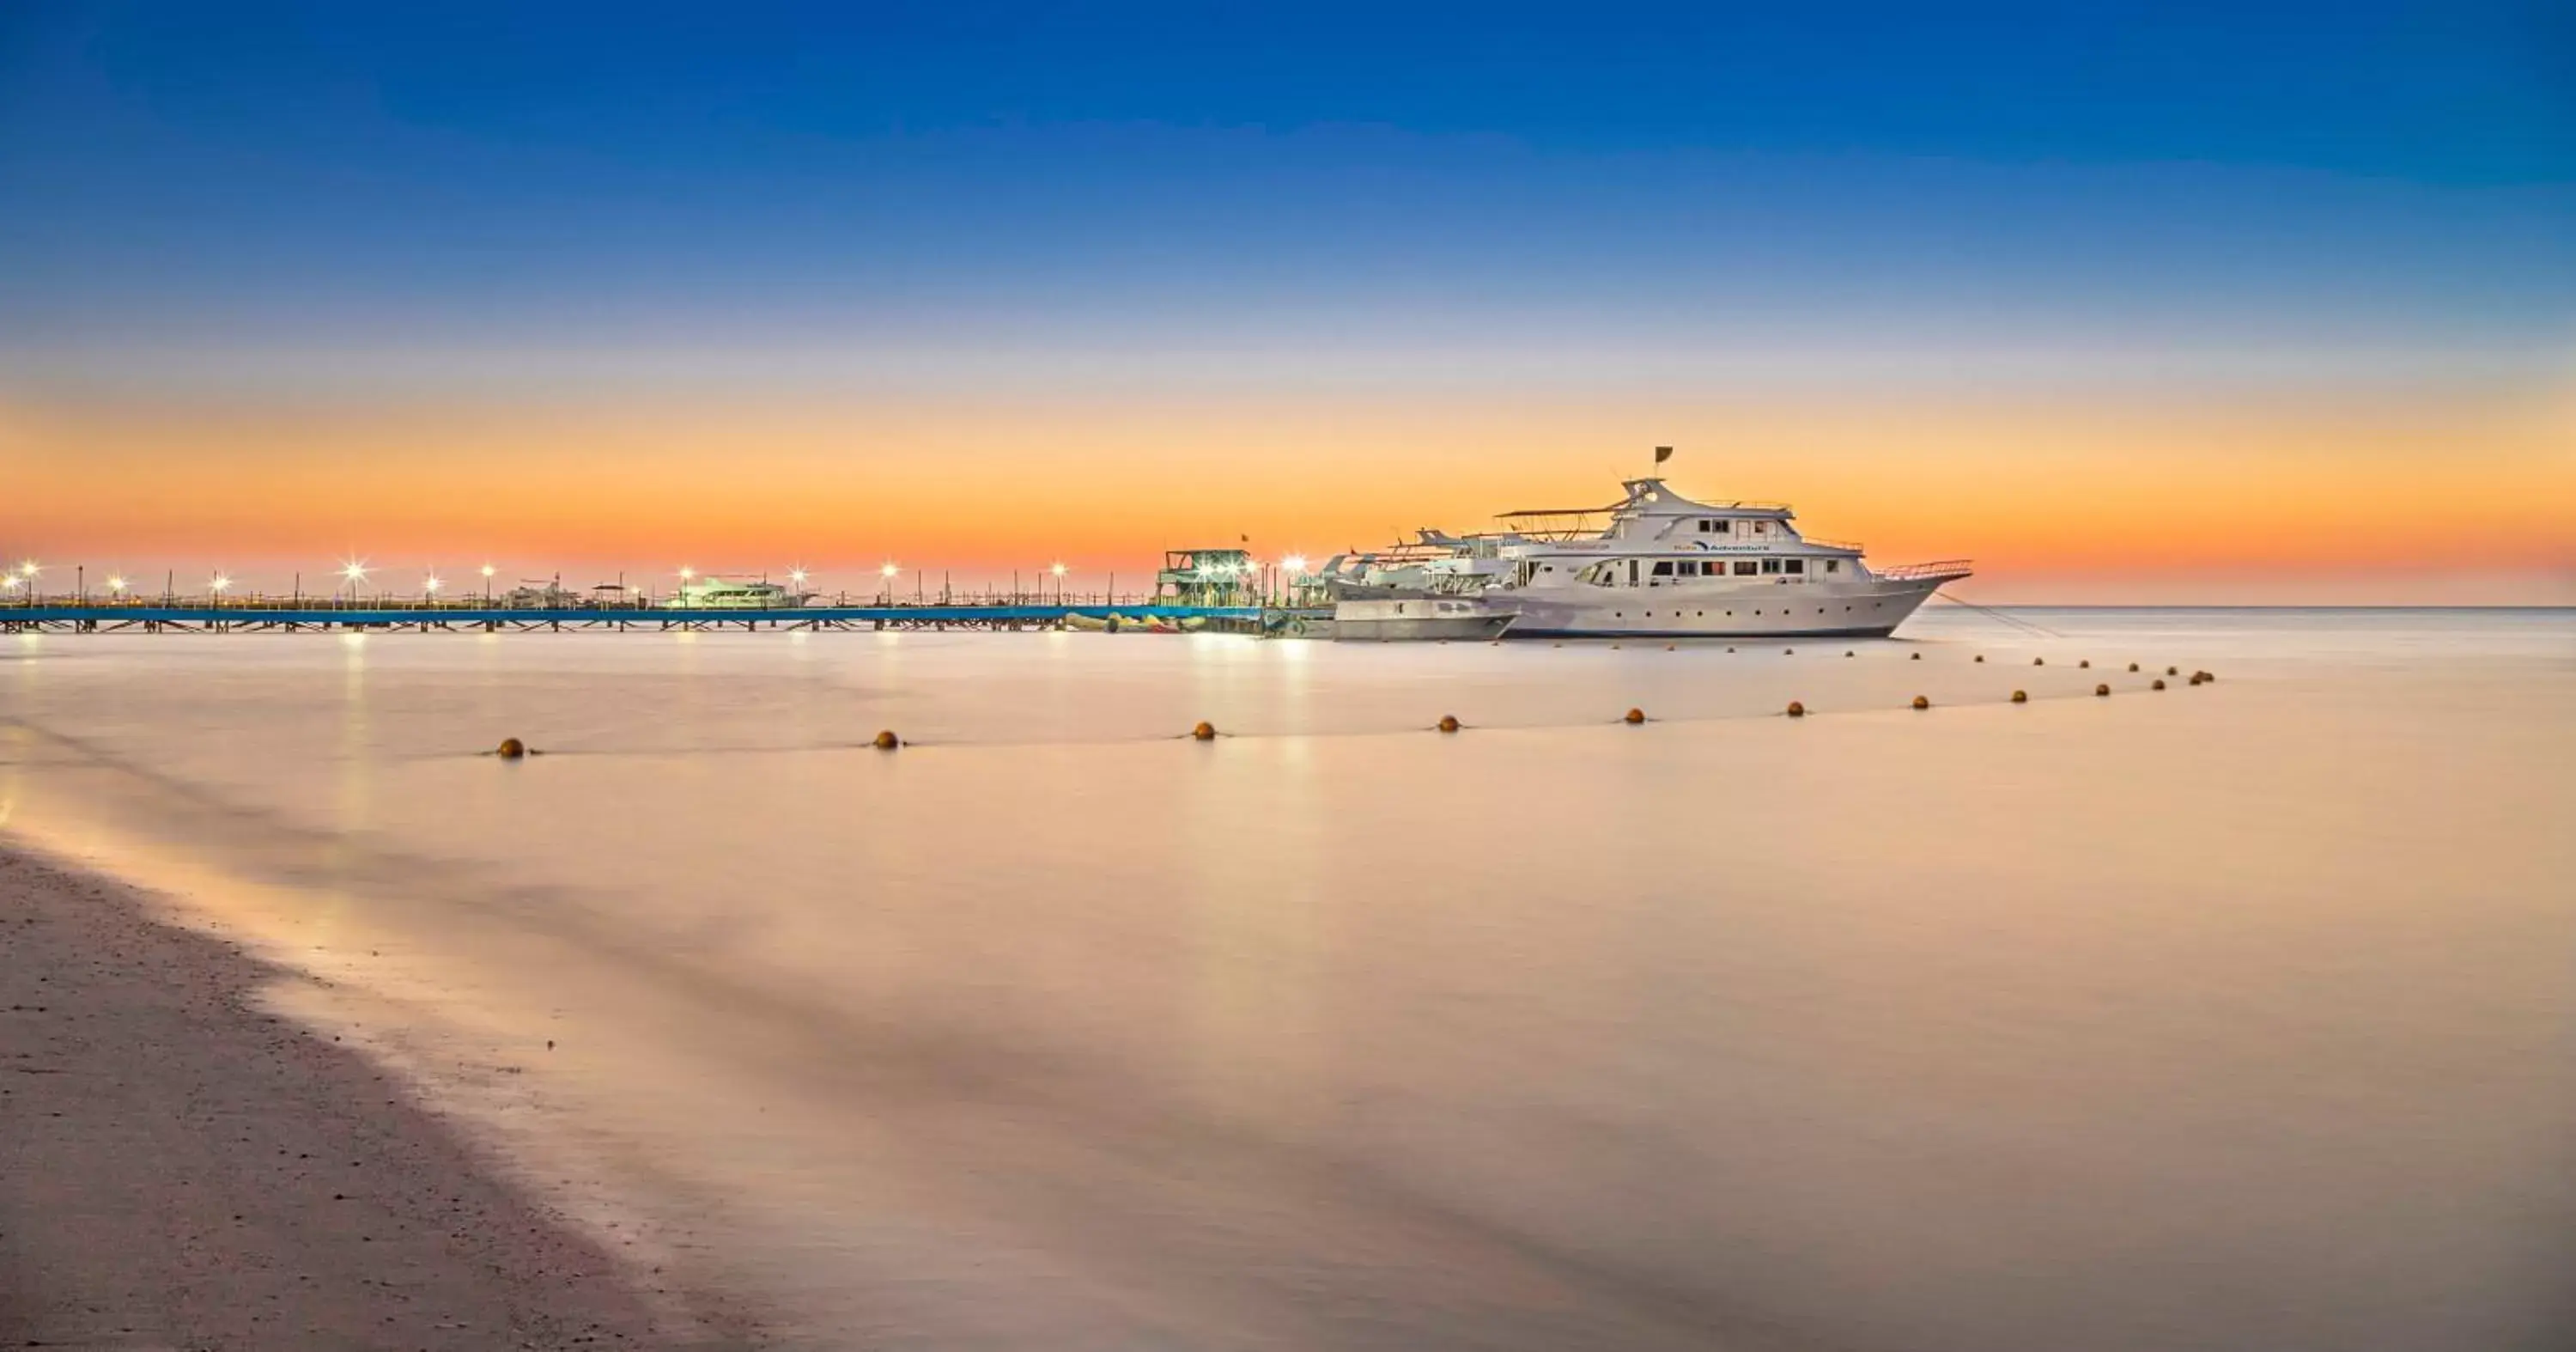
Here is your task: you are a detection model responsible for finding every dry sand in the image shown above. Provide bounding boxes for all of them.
[0,844,749,1350]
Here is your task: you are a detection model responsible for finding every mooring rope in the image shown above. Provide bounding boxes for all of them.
[1934,588,2064,639]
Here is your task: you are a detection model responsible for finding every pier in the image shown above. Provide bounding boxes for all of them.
[0,603,1277,635]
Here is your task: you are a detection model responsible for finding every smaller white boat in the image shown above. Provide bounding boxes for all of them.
[1332,596,1515,642]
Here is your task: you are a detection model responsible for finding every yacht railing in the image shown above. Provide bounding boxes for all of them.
[1496,498,1789,521]
[1875,559,1975,580]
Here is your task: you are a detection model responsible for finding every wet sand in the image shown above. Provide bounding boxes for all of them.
[0,844,748,1350]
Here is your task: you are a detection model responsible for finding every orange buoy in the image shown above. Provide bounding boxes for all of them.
[1975,654,1985,662]
[2094,684,2111,697]
[2011,690,2028,703]
[1783,647,1795,655]
[2152,679,2166,691]
[2079,659,2091,669]
[2033,657,2045,666]
[2127,662,2140,673]
[1191,721,1217,740]
[1666,643,1676,651]
[1623,708,1646,725]
[1911,695,1930,710]
[495,737,526,759]
[872,729,900,749]
[1786,701,1806,718]
[2166,666,2179,676]
[1910,651,1921,661]
[1844,650,1855,657]
[1437,715,1461,734]
[2199,670,2216,682]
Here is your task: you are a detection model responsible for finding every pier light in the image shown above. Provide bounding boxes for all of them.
[1050,562,1066,577]
[880,562,900,579]
[1282,554,1308,576]
[480,563,496,579]
[423,574,443,595]
[1,576,18,593]
[16,560,35,577]
[677,566,696,582]
[787,567,808,587]
[106,575,127,594]
[341,560,368,583]
[209,573,231,593]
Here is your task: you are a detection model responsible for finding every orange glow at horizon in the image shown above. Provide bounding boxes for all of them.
[7,385,2571,603]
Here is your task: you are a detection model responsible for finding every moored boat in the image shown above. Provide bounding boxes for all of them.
[1327,465,1970,639]
[1331,596,1515,642]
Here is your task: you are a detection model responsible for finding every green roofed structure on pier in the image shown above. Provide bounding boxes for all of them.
[1157,549,1257,607]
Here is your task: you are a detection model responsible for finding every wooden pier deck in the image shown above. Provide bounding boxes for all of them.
[0,604,1276,634]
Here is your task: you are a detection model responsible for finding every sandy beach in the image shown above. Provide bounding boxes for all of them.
[0,843,745,1351]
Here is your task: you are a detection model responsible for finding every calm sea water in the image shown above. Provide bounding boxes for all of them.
[5,608,2573,1350]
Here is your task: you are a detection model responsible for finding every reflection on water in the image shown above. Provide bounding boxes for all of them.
[4,609,2573,1350]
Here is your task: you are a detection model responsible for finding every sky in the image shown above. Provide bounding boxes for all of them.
[2,0,2571,602]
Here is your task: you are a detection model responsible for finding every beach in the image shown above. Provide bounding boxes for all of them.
[0,845,748,1349]
[3,609,2572,1349]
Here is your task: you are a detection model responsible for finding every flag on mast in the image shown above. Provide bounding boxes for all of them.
[1654,445,1674,466]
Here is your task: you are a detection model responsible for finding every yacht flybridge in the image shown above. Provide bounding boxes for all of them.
[1315,472,1971,639]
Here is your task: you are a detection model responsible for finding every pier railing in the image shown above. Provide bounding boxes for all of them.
[0,600,1289,636]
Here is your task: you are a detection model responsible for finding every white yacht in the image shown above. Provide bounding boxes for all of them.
[1312,533,1511,598]
[1330,474,1970,639]
[1330,595,1516,641]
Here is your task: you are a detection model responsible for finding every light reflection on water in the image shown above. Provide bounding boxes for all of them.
[3,608,2573,1350]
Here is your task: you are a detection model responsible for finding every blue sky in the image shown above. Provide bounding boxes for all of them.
[3,2,2569,600]
[3,0,2568,396]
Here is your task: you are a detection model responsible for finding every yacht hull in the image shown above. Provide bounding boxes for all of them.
[1493,575,1949,639]
[1332,597,1516,642]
